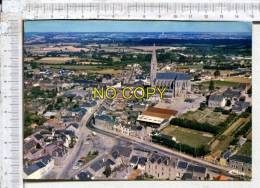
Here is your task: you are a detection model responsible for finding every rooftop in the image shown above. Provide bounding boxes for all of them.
[156,72,191,81]
[209,94,224,102]
[140,106,178,120]
[24,162,46,176]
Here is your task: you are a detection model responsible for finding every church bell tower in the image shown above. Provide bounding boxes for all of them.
[150,44,157,86]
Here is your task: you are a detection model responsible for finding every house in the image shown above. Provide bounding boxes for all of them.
[130,155,139,167]
[176,160,188,178]
[186,164,207,180]
[44,143,68,165]
[23,155,54,179]
[89,158,115,177]
[113,123,134,136]
[223,88,241,100]
[229,155,252,175]
[208,94,226,108]
[66,123,80,136]
[24,139,37,155]
[111,145,132,165]
[232,101,250,114]
[145,153,177,180]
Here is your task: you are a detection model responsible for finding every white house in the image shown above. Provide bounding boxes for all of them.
[208,95,226,108]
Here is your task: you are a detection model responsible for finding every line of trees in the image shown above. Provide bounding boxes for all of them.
[151,133,210,157]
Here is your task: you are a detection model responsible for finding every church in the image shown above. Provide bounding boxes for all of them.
[150,44,191,98]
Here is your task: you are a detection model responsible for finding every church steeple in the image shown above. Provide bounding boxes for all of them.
[150,44,157,86]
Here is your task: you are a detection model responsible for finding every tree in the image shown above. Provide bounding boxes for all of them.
[209,80,215,91]
[103,165,112,178]
[214,70,221,78]
[226,99,231,106]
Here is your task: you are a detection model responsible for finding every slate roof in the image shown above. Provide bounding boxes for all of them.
[232,101,250,112]
[223,150,232,160]
[24,140,37,151]
[112,146,132,158]
[77,171,93,180]
[24,162,46,175]
[105,159,115,166]
[156,72,191,80]
[177,161,188,170]
[90,158,114,172]
[34,134,44,140]
[149,153,169,165]
[223,89,241,98]
[95,114,114,123]
[138,157,147,166]
[90,160,105,172]
[41,155,52,165]
[181,173,193,180]
[130,155,139,164]
[111,150,119,159]
[82,101,97,108]
[209,95,224,102]
[68,123,79,129]
[187,164,206,174]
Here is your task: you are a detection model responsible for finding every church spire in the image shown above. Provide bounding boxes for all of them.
[150,44,157,86]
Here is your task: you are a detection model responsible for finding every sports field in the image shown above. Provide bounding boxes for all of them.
[161,125,213,148]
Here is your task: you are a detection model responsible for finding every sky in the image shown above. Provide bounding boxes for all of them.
[24,20,252,33]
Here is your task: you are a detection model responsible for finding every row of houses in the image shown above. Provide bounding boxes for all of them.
[23,121,80,179]
[74,144,208,181]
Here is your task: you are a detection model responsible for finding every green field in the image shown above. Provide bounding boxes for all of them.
[200,80,240,89]
[238,141,252,157]
[161,125,213,148]
[180,108,228,126]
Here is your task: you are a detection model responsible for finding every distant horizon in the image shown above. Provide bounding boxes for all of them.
[24,20,252,33]
[25,31,252,34]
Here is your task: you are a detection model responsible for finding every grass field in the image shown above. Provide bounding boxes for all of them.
[48,64,123,74]
[37,57,79,64]
[180,108,228,126]
[161,125,213,148]
[200,80,240,90]
[213,135,233,151]
[237,141,252,157]
[223,77,251,84]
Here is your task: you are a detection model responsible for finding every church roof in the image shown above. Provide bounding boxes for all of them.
[156,72,191,80]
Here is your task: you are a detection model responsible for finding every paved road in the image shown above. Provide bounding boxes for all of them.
[87,123,236,178]
[56,101,103,179]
